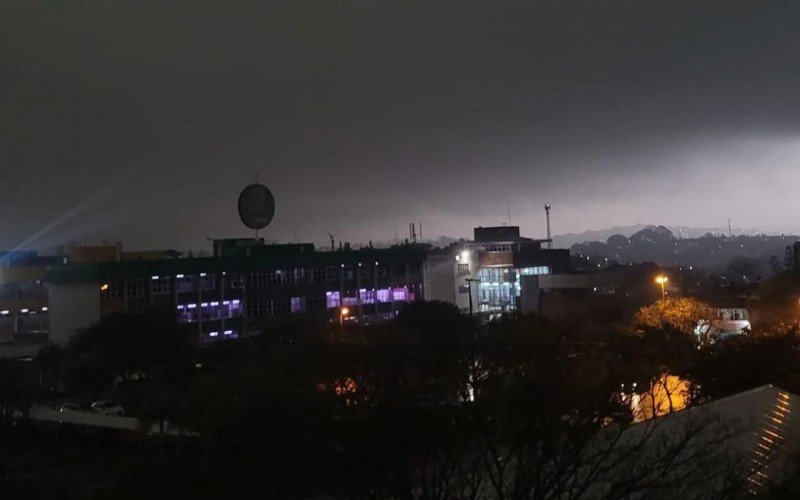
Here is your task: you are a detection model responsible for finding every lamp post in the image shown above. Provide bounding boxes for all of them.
[339,306,350,331]
[655,275,668,301]
[465,278,480,318]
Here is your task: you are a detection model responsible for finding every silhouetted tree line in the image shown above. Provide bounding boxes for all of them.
[4,302,800,497]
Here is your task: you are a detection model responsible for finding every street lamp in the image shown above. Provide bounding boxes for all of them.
[339,306,350,330]
[655,275,668,300]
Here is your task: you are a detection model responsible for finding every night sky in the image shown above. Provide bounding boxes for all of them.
[4,1,800,252]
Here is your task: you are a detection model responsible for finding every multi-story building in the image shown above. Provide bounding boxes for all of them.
[45,240,428,345]
[0,251,63,342]
[424,226,571,314]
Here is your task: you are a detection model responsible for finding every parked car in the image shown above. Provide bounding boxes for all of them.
[56,402,82,413]
[90,400,125,416]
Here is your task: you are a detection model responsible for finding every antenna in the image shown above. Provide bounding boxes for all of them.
[544,203,552,249]
[419,222,423,241]
[507,204,511,226]
[325,230,337,252]
[728,218,732,237]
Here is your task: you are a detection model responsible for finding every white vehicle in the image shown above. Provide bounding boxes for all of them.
[57,402,82,413]
[90,400,125,416]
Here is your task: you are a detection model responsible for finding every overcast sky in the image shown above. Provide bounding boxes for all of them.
[3,1,800,251]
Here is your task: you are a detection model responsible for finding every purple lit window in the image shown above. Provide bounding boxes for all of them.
[343,296,358,307]
[392,288,408,301]
[359,289,375,304]
[291,297,304,313]
[326,291,340,309]
[377,288,391,303]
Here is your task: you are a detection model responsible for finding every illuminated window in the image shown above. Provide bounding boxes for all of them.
[359,289,376,304]
[326,291,341,309]
[291,296,305,313]
[457,263,470,273]
[376,288,391,302]
[519,266,550,276]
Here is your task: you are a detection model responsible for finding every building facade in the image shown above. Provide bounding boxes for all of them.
[424,226,570,315]
[44,240,428,345]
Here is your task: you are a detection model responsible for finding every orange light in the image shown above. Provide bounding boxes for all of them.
[654,275,669,285]
[100,283,109,291]
[340,307,350,316]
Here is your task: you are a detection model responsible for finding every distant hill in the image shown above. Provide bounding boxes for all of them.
[553,224,776,248]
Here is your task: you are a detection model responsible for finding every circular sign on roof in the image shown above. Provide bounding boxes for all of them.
[238,183,275,230]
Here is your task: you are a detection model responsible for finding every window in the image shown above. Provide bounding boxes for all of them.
[176,276,195,293]
[269,270,285,286]
[519,266,551,276]
[485,244,514,252]
[376,288,392,303]
[458,285,470,294]
[177,303,198,322]
[311,268,325,283]
[325,267,339,282]
[457,263,470,273]
[128,279,147,298]
[227,299,242,317]
[198,275,216,291]
[250,270,269,288]
[359,289,375,304]
[152,277,171,294]
[291,296,305,313]
[248,300,270,317]
[273,299,291,315]
[326,291,341,309]
[307,296,326,311]
[101,281,123,299]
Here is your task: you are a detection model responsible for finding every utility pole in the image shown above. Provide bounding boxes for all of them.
[544,204,552,249]
[465,278,480,318]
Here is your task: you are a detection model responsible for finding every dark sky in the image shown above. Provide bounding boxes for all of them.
[4,1,800,251]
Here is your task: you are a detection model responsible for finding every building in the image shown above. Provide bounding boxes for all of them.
[44,240,428,345]
[424,226,570,315]
[0,250,64,342]
[518,271,623,316]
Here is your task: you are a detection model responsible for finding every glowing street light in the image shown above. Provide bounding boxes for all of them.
[655,275,669,300]
[339,306,350,330]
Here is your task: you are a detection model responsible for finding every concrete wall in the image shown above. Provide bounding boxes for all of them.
[48,283,100,345]
[423,253,456,304]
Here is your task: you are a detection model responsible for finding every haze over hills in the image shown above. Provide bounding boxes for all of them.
[551,224,799,249]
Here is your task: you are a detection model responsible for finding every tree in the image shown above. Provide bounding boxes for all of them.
[68,312,191,385]
[725,256,762,281]
[633,297,714,334]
